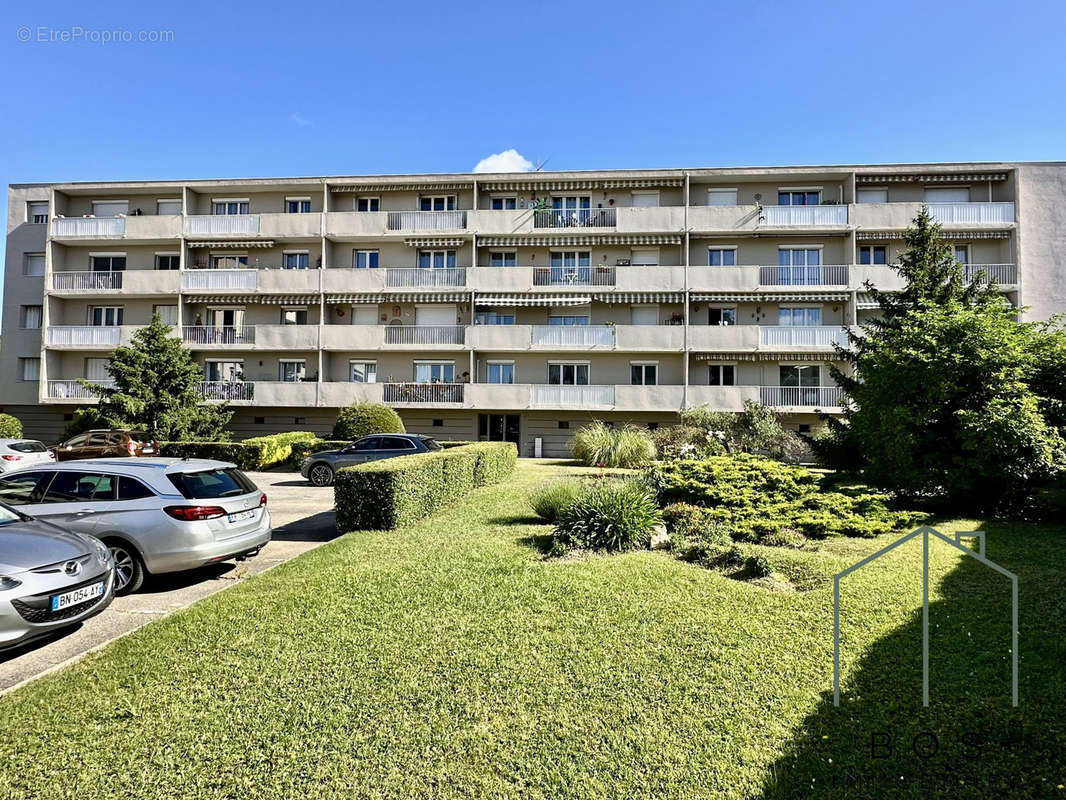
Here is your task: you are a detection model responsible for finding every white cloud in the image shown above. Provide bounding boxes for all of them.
[289,111,313,128]
[472,149,534,174]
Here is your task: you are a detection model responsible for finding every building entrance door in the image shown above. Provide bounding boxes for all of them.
[479,414,520,446]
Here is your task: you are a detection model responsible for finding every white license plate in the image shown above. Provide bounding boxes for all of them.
[51,581,104,611]
[227,509,256,524]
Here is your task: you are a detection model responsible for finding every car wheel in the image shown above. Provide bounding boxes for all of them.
[107,541,145,595]
[308,463,334,487]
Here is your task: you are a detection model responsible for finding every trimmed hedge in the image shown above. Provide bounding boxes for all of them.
[0,414,23,438]
[160,431,318,471]
[335,442,517,532]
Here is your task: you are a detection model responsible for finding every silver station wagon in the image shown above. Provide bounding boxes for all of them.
[0,459,271,595]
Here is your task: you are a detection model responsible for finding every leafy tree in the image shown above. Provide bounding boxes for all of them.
[81,315,232,441]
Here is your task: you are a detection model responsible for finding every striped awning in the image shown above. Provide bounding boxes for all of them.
[478,233,682,247]
[330,182,470,192]
[186,293,320,305]
[691,291,849,302]
[186,240,275,249]
[403,237,467,248]
[694,351,843,362]
[856,292,880,309]
[382,291,469,303]
[325,293,386,304]
[479,178,683,191]
[475,294,591,307]
[856,172,1008,184]
[856,229,1011,241]
[592,292,683,304]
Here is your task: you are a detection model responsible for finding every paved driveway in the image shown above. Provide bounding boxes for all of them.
[0,472,336,693]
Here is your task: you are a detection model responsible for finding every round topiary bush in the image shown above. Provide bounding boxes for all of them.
[332,403,405,440]
[553,479,663,552]
[0,414,23,438]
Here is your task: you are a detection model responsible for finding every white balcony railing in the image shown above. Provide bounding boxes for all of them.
[963,263,1018,284]
[533,267,616,286]
[46,379,115,400]
[927,202,1014,225]
[181,269,258,291]
[47,326,121,346]
[200,381,255,402]
[386,211,466,231]
[182,326,256,345]
[760,326,849,348]
[51,217,125,237]
[184,214,261,235]
[762,205,848,226]
[531,325,615,347]
[531,384,615,407]
[760,386,844,408]
[383,325,465,345]
[386,268,466,288]
[52,271,124,291]
[533,208,617,228]
[758,265,848,286]
[382,382,465,404]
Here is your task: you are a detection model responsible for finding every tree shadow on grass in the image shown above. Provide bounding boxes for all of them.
[760,522,1066,799]
[487,514,545,527]
[517,534,555,555]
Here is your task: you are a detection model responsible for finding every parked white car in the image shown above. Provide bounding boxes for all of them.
[0,440,56,473]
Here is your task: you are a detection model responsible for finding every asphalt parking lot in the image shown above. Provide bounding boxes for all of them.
[0,472,337,693]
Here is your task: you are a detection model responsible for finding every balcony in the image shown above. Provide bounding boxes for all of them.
[531,384,614,408]
[319,382,385,407]
[531,325,615,348]
[685,385,761,411]
[200,381,254,402]
[963,263,1018,285]
[687,325,760,351]
[383,325,465,346]
[758,265,849,287]
[759,326,849,348]
[51,270,180,295]
[762,205,848,226]
[44,379,115,402]
[613,325,685,351]
[258,212,321,238]
[383,382,465,405]
[760,385,844,409]
[182,269,258,291]
[464,383,533,409]
[613,384,685,412]
[927,202,1014,225]
[51,217,125,238]
[182,326,256,346]
[533,266,616,287]
[386,268,466,288]
[533,208,616,229]
[184,215,261,235]
[320,325,386,350]
[386,211,466,231]
[47,326,122,348]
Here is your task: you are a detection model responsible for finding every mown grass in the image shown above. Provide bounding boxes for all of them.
[0,459,1062,799]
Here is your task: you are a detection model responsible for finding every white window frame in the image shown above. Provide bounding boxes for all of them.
[629,361,659,386]
[779,363,822,387]
[354,197,380,212]
[280,306,309,325]
[490,196,518,210]
[778,305,823,327]
[282,250,310,270]
[417,250,457,269]
[204,359,245,382]
[23,253,45,276]
[777,186,823,205]
[154,251,181,270]
[156,198,182,215]
[19,305,43,329]
[630,248,660,266]
[486,360,516,384]
[88,306,124,327]
[420,195,457,211]
[19,357,41,382]
[210,252,249,269]
[152,304,178,325]
[707,305,737,326]
[707,246,738,267]
[413,360,456,383]
[352,249,379,269]
[488,250,517,267]
[707,363,736,386]
[953,244,970,264]
[284,196,312,213]
[858,244,888,265]
[279,359,307,382]
[349,360,377,383]
[706,188,738,206]
[547,360,591,386]
[27,202,49,224]
[211,198,250,215]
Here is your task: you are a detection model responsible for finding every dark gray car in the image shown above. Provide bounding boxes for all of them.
[300,434,441,486]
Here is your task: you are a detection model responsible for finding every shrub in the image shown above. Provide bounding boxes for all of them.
[681,400,811,463]
[553,479,662,552]
[744,554,774,578]
[652,425,725,461]
[241,431,318,470]
[0,414,23,438]
[662,502,732,562]
[160,432,318,471]
[571,422,656,468]
[332,403,404,440]
[334,442,516,532]
[529,479,585,522]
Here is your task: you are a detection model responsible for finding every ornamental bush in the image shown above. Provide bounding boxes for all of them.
[553,479,663,552]
[160,431,318,471]
[571,422,656,468]
[0,414,23,438]
[332,403,404,441]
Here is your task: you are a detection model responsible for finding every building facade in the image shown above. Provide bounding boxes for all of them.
[4,163,1064,456]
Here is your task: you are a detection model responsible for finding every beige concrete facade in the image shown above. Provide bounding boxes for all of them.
[4,162,1059,456]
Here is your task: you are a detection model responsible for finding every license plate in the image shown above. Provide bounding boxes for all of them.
[227,509,256,524]
[51,581,105,611]
[142,447,155,454]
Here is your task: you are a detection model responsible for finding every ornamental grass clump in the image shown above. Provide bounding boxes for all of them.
[553,479,663,553]
[571,422,656,468]
[528,478,585,523]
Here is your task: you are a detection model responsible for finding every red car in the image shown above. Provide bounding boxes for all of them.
[51,430,160,461]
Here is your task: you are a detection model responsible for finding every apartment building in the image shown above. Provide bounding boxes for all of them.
[4,162,1064,456]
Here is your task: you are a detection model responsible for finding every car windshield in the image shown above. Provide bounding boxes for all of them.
[8,441,47,453]
[420,437,441,451]
[167,468,257,499]
[0,504,22,525]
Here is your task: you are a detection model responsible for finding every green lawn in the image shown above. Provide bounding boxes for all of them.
[1,460,1063,799]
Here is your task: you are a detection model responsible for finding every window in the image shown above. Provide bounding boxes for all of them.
[630,362,658,385]
[707,307,736,326]
[212,199,250,215]
[779,307,822,326]
[281,307,308,325]
[42,472,115,504]
[475,312,514,325]
[254,417,265,425]
[953,245,969,264]
[85,358,110,381]
[157,199,182,215]
[0,471,50,505]
[923,187,970,203]
[90,255,126,272]
[7,441,46,454]
[548,314,590,326]
[631,191,660,207]
[856,188,888,203]
[708,364,736,386]
[205,360,244,382]
[414,362,454,383]
[780,364,821,387]
[92,200,128,218]
[778,189,821,206]
[708,247,737,266]
[377,437,417,451]
[548,250,591,281]
[285,197,312,213]
[23,253,45,276]
[283,252,309,270]
[28,202,49,224]
[349,361,377,383]
[356,197,380,212]
[432,419,444,427]
[558,421,569,430]
[19,357,40,382]
[211,255,249,269]
[777,247,822,283]
[858,245,887,265]
[631,248,659,266]
[19,305,42,329]
[89,306,123,326]
[295,416,307,425]
[417,250,456,269]
[167,467,256,500]
[487,362,514,384]
[155,253,180,270]
[279,360,306,382]
[153,305,178,326]
[549,196,592,225]
[119,476,155,500]
[353,250,379,269]
[420,195,456,211]
[706,188,738,206]
[489,251,516,267]
[630,305,659,326]
[548,363,589,385]
[798,424,811,434]
[490,197,517,210]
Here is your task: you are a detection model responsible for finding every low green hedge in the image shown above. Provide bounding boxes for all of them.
[161,431,318,471]
[335,442,517,532]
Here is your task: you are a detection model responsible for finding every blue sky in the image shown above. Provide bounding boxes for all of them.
[2,0,1064,186]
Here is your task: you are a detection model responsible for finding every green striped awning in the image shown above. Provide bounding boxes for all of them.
[477,233,682,247]
[691,291,849,303]
[475,294,591,307]
[592,292,683,304]
[186,240,275,249]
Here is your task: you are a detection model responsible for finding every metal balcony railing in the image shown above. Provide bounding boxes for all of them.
[762,205,848,226]
[758,265,849,286]
[533,266,616,286]
[47,326,121,346]
[386,268,466,287]
[927,202,1014,224]
[531,325,615,347]
[182,326,256,345]
[51,217,125,237]
[962,263,1018,284]
[383,325,465,345]
[759,326,850,347]
[385,211,466,231]
[52,271,124,291]
[533,207,616,228]
[382,382,465,404]
[181,269,258,291]
[45,379,115,400]
[760,386,844,407]
[531,384,615,407]
[200,381,255,402]
[185,214,261,235]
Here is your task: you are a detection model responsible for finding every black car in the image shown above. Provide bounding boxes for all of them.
[299,434,441,486]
